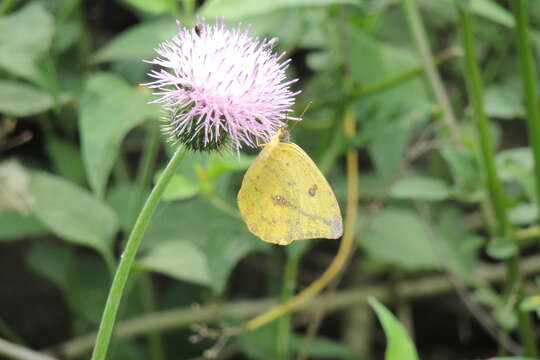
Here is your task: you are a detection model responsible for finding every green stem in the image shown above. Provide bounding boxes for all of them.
[457,6,538,357]
[90,145,188,360]
[128,123,165,360]
[457,6,509,235]
[402,0,461,144]
[506,255,538,357]
[510,0,540,220]
[275,256,300,359]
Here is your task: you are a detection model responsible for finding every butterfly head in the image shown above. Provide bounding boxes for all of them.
[276,128,290,142]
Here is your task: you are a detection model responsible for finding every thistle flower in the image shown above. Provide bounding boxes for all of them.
[144,18,301,151]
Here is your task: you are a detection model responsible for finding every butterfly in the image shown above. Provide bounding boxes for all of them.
[237,128,343,245]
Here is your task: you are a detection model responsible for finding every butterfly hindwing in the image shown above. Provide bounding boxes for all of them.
[238,139,343,245]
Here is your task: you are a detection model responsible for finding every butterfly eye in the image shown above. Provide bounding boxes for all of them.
[195,24,202,36]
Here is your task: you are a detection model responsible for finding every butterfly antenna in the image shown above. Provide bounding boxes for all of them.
[288,101,312,133]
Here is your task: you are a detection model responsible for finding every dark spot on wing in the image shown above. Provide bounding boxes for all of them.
[271,194,288,207]
[308,184,318,197]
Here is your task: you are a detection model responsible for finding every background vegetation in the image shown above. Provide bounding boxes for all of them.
[1,0,540,359]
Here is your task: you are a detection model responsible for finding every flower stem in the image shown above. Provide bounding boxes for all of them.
[275,255,300,359]
[127,122,165,360]
[456,5,538,357]
[457,6,508,234]
[402,0,461,144]
[510,0,540,221]
[90,145,187,360]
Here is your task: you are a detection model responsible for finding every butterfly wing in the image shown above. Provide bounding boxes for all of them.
[237,141,343,245]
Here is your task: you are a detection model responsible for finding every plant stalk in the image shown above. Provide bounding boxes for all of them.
[510,0,540,220]
[127,123,165,360]
[457,5,538,357]
[402,0,461,144]
[90,145,187,360]
[275,255,300,359]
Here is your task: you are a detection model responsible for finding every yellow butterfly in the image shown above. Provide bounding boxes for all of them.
[237,129,343,245]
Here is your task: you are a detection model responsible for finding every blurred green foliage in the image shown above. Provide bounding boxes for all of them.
[1,0,540,359]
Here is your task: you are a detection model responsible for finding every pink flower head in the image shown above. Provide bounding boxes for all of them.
[144,18,301,151]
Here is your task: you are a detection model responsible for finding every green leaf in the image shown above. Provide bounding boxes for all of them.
[488,358,537,360]
[473,286,501,307]
[468,0,514,27]
[44,135,86,185]
[204,152,255,180]
[0,80,53,116]
[138,241,211,286]
[140,199,267,292]
[520,296,540,312]
[508,203,537,226]
[494,307,518,330]
[201,0,357,20]
[0,3,54,82]
[0,211,47,241]
[486,238,517,260]
[440,146,483,202]
[161,174,199,201]
[435,207,483,283]
[390,176,450,201]
[368,297,419,360]
[52,20,82,53]
[421,0,514,28]
[26,241,74,292]
[349,31,386,87]
[497,148,537,203]
[359,208,440,270]
[348,33,430,180]
[26,241,134,325]
[79,72,159,197]
[484,83,523,119]
[27,170,118,262]
[240,8,324,52]
[94,18,176,63]
[122,0,177,14]
[106,183,138,232]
